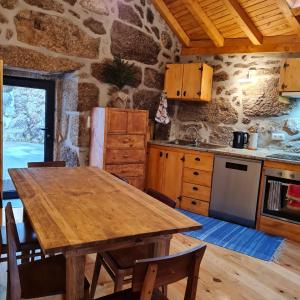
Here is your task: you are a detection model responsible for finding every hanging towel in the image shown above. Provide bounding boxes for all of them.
[287,184,300,202]
[267,181,282,211]
[155,92,170,125]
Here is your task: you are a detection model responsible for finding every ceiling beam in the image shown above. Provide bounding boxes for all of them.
[181,35,300,55]
[277,0,300,37]
[182,0,224,47]
[223,0,263,45]
[152,0,190,47]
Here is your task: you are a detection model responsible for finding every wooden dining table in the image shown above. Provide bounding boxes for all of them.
[9,167,201,300]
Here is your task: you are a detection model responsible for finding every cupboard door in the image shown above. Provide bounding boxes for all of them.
[127,177,145,190]
[182,63,202,100]
[164,64,184,99]
[105,164,144,177]
[146,147,165,192]
[182,182,211,202]
[107,109,127,134]
[127,111,148,134]
[183,168,212,187]
[181,197,209,216]
[106,135,145,149]
[279,58,300,92]
[200,64,213,102]
[162,150,184,204]
[105,149,145,164]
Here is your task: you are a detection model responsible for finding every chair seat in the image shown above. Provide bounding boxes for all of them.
[1,222,40,253]
[19,254,90,299]
[97,288,167,300]
[107,244,154,270]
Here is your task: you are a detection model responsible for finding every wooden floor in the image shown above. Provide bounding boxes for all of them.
[1,233,299,300]
[0,206,299,299]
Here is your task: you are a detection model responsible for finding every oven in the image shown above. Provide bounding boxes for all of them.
[262,168,300,224]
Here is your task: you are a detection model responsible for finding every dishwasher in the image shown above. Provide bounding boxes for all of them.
[210,155,262,228]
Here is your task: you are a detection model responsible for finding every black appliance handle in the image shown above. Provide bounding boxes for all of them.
[225,162,248,172]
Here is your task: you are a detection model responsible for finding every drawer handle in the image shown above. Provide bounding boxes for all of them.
[191,201,197,205]
[193,171,199,176]
[123,154,129,158]
[195,157,201,161]
[123,139,130,143]
[192,187,198,191]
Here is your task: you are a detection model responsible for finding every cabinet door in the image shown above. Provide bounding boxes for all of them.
[182,63,202,100]
[146,147,165,192]
[162,150,184,204]
[164,64,184,99]
[107,109,127,134]
[200,64,213,102]
[127,111,148,135]
[279,58,300,92]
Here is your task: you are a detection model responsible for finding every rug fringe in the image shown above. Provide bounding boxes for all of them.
[272,239,286,262]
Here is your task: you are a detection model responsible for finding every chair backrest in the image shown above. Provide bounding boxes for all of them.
[5,203,22,300]
[132,244,206,300]
[111,173,129,183]
[145,188,176,209]
[27,161,66,168]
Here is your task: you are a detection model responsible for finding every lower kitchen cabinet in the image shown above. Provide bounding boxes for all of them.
[146,145,184,205]
[181,197,209,216]
[146,144,214,214]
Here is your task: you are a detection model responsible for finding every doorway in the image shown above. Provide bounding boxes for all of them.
[2,76,55,199]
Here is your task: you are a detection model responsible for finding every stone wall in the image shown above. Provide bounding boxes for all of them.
[165,53,300,153]
[0,0,181,165]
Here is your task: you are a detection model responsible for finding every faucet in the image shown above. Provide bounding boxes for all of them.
[185,126,201,145]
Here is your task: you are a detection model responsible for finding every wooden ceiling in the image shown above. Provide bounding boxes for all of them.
[152,0,300,54]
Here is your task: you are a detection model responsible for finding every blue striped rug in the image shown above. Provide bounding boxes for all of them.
[179,209,284,261]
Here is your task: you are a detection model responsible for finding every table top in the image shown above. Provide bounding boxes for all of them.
[9,167,201,254]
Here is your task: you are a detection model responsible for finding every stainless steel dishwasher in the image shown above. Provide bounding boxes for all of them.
[210,155,262,227]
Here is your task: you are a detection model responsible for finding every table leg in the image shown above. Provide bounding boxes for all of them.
[66,255,86,300]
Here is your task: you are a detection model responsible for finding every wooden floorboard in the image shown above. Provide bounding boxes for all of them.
[1,233,298,300]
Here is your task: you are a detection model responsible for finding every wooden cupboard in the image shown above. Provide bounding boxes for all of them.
[146,144,214,214]
[90,107,148,190]
[146,146,184,205]
[279,58,300,92]
[164,63,213,102]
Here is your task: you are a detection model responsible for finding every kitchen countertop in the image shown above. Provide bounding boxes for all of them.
[149,140,300,165]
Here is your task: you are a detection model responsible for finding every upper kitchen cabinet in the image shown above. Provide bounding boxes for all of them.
[279,58,300,92]
[164,63,213,102]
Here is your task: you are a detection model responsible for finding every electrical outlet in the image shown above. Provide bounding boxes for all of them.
[271,132,285,141]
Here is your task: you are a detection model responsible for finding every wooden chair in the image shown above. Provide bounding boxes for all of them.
[90,190,177,298]
[5,202,90,300]
[27,161,66,168]
[0,196,40,263]
[95,244,206,300]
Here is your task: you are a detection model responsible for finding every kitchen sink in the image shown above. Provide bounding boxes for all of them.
[166,139,226,149]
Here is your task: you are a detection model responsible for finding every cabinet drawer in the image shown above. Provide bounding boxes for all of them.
[184,153,214,171]
[183,168,212,187]
[105,164,144,177]
[182,182,211,202]
[127,176,145,190]
[181,197,209,216]
[106,150,145,164]
[106,135,145,149]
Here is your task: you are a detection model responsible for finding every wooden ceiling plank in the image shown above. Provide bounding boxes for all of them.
[223,0,263,45]
[182,0,224,47]
[152,0,191,47]
[276,0,300,37]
